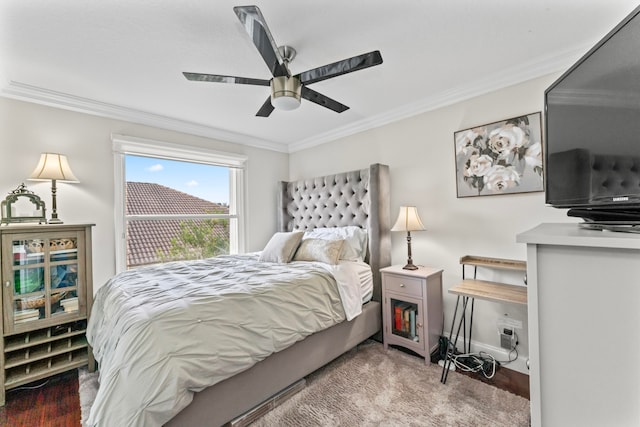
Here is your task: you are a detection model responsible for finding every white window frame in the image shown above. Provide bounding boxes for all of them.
[112,134,247,273]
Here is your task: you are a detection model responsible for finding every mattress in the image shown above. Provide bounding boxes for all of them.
[350,260,374,304]
[86,254,369,426]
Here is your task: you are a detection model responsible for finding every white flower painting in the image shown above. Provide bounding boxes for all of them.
[454,112,543,197]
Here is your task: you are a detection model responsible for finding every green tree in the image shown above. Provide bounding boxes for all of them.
[157,211,229,262]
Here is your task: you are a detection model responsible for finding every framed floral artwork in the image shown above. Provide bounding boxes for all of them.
[454,112,543,197]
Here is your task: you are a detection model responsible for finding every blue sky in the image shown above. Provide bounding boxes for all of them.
[125,155,229,204]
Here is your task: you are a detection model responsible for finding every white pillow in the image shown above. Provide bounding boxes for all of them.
[292,238,344,265]
[258,231,304,263]
[303,226,368,261]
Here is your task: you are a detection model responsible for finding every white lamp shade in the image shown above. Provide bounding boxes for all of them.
[391,206,425,232]
[29,153,79,182]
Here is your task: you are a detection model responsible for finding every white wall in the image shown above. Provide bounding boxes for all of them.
[290,73,579,372]
[1,73,581,372]
[0,97,289,289]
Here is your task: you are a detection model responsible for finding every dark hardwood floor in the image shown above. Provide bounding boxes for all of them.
[0,371,80,427]
[456,362,530,399]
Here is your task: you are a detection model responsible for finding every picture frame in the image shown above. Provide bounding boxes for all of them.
[454,112,543,198]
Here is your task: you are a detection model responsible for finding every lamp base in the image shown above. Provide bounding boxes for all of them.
[402,263,419,270]
[48,217,63,225]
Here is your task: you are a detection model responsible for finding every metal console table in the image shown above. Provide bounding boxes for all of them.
[440,255,527,384]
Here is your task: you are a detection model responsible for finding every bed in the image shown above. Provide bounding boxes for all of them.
[86,163,391,427]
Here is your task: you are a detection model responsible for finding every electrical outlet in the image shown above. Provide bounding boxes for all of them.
[500,327,515,349]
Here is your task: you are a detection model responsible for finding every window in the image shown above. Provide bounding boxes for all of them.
[112,135,247,272]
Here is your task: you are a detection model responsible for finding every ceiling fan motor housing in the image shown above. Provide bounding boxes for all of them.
[271,76,301,110]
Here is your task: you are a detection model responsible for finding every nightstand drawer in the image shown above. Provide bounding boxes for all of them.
[384,274,423,297]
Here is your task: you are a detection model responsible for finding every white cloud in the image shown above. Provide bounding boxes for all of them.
[186,180,198,187]
[146,164,163,172]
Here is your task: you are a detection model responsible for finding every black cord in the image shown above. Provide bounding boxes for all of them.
[444,329,521,378]
[451,351,497,379]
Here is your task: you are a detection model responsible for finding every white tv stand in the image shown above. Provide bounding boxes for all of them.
[517,223,640,427]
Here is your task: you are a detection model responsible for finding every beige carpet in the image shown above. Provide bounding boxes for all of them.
[78,366,99,426]
[78,341,530,426]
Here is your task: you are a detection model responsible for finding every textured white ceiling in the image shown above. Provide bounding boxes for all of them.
[1,1,638,152]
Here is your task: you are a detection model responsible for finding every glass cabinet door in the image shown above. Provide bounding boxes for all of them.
[7,234,82,330]
[12,238,46,324]
[49,236,79,317]
[390,297,420,343]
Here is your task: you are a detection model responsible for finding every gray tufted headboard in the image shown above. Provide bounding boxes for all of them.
[277,163,391,303]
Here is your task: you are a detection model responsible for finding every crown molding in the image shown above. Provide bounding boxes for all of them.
[288,43,591,153]
[0,81,290,153]
[2,42,591,155]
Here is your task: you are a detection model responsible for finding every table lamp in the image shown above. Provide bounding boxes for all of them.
[391,206,425,270]
[28,153,79,224]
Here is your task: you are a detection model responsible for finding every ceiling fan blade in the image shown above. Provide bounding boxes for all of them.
[297,50,383,86]
[233,5,289,78]
[183,72,270,86]
[301,86,349,113]
[256,96,275,117]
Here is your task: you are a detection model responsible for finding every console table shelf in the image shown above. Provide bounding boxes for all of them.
[449,279,527,305]
[459,255,526,271]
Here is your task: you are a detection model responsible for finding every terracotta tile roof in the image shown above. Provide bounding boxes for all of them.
[127,182,227,215]
[126,182,229,268]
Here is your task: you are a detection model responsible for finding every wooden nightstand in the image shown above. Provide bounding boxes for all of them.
[381,265,443,364]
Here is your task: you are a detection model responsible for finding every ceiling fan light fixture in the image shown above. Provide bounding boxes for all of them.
[271,76,301,110]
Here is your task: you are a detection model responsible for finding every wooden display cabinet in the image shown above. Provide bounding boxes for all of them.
[0,223,94,405]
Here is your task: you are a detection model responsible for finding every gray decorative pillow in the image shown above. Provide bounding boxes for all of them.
[258,231,304,263]
[293,238,345,265]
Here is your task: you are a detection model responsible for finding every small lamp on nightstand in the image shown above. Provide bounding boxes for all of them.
[391,206,425,270]
[28,153,79,224]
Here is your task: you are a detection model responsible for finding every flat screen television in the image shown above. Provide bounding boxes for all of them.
[545,5,640,226]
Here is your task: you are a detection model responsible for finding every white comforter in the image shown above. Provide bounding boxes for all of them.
[86,254,362,427]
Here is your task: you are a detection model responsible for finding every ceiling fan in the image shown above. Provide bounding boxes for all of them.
[182,5,383,117]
